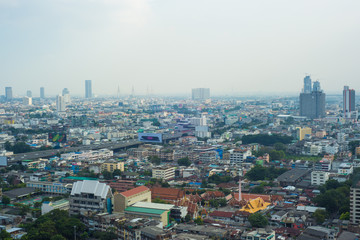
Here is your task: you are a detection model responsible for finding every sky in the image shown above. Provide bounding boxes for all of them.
[1,0,360,97]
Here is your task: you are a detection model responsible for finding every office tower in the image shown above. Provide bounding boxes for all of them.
[343,86,356,118]
[299,78,326,119]
[40,87,45,98]
[303,75,312,93]
[192,88,210,100]
[85,80,92,98]
[62,88,71,104]
[23,97,32,106]
[313,81,321,92]
[56,95,66,112]
[5,87,12,101]
[62,88,70,95]
[26,90,32,98]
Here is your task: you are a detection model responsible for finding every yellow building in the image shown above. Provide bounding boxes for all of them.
[113,186,151,212]
[240,197,271,213]
[101,160,124,172]
[296,127,312,140]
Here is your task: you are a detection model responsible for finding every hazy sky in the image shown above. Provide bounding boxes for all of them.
[1,0,360,97]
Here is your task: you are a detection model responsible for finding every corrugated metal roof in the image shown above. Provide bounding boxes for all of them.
[71,180,110,199]
[125,207,166,215]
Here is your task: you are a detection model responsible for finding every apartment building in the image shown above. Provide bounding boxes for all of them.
[311,171,330,186]
[230,148,252,165]
[152,166,175,180]
[101,160,125,173]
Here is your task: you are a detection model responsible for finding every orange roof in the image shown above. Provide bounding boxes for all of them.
[235,193,271,202]
[151,187,185,200]
[120,186,149,198]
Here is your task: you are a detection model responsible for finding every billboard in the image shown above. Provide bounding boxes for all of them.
[0,156,7,167]
[48,133,67,143]
[138,133,163,143]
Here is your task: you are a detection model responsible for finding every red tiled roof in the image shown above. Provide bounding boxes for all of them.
[234,193,271,202]
[120,186,149,198]
[151,187,185,200]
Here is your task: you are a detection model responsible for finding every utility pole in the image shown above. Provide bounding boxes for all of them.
[74,225,76,240]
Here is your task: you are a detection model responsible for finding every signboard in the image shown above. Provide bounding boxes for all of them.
[138,133,163,143]
[48,133,67,143]
[0,156,7,167]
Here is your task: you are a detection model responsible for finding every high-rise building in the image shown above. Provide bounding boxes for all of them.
[303,75,312,93]
[85,80,92,98]
[5,87,12,101]
[26,90,32,98]
[299,78,326,119]
[343,86,356,118]
[313,81,321,92]
[23,97,32,106]
[62,88,71,104]
[192,88,210,100]
[56,95,66,112]
[40,87,45,99]
[350,180,360,224]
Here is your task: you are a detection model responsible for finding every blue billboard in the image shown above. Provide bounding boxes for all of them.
[138,133,163,143]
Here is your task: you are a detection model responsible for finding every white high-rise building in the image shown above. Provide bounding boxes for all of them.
[192,88,210,100]
[56,95,66,112]
[23,97,32,106]
[343,86,356,118]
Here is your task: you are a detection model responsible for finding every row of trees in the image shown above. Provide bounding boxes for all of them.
[242,134,293,146]
[245,165,287,181]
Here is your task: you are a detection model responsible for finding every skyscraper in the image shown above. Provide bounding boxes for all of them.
[85,80,92,98]
[192,88,210,100]
[40,87,45,99]
[5,87,12,101]
[56,95,66,112]
[343,86,356,118]
[26,90,32,98]
[299,78,326,119]
[303,75,312,93]
[62,88,71,104]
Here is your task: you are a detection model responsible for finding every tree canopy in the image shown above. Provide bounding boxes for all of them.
[245,165,287,181]
[248,213,268,228]
[242,134,293,146]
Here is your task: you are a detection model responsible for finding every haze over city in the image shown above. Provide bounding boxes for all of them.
[1,0,360,96]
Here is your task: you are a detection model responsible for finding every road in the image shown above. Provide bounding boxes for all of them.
[9,131,187,162]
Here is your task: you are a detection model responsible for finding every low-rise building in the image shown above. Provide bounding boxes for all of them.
[114,186,151,212]
[26,181,70,194]
[69,180,113,215]
[101,159,125,172]
[242,228,275,240]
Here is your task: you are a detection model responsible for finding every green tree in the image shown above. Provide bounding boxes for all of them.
[0,229,12,240]
[2,196,10,205]
[102,171,113,180]
[248,213,268,228]
[251,185,265,194]
[340,212,350,220]
[50,235,66,240]
[194,216,203,225]
[274,142,287,151]
[349,141,360,155]
[313,209,327,224]
[149,156,161,165]
[184,214,192,222]
[112,169,122,177]
[178,157,191,167]
[269,150,285,161]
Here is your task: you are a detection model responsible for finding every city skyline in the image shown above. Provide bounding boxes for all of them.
[1,1,360,96]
